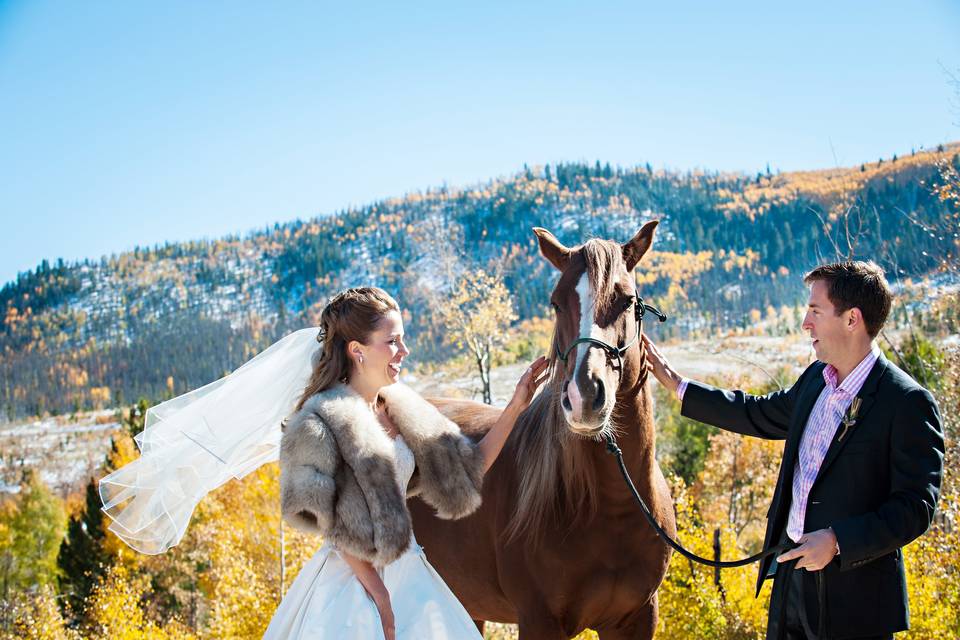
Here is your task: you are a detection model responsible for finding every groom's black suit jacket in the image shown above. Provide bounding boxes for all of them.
[682,353,944,639]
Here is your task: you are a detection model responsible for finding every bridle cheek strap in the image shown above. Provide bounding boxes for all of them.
[556,291,667,378]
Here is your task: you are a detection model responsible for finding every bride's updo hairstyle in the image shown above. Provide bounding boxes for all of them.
[294,287,400,410]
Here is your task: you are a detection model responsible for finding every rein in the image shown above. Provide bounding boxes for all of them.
[604,434,795,568]
[558,287,796,568]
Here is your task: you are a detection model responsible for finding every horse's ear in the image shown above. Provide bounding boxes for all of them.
[622,220,658,271]
[533,227,570,271]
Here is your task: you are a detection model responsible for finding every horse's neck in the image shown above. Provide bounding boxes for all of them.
[591,386,658,496]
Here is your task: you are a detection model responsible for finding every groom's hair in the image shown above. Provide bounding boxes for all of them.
[804,261,892,338]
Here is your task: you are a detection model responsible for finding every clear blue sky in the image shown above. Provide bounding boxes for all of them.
[2,0,959,286]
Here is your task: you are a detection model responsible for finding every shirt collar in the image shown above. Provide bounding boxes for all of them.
[823,344,881,395]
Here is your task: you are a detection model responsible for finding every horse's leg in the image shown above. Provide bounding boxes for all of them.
[597,592,658,640]
[636,592,658,639]
[517,614,567,640]
[473,619,485,635]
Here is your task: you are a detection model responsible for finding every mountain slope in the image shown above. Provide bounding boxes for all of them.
[2,144,957,420]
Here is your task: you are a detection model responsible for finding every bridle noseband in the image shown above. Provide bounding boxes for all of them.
[556,287,667,374]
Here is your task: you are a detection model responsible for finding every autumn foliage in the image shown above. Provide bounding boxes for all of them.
[2,148,958,637]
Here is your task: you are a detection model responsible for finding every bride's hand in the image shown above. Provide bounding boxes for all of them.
[510,356,550,411]
[340,551,395,639]
[477,356,550,473]
[374,592,395,640]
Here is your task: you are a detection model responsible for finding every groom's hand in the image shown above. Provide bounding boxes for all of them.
[641,334,683,394]
[776,528,839,571]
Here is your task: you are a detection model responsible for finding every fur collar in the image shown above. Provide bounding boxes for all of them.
[280,382,484,566]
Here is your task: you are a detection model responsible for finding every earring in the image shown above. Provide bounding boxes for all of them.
[358,355,364,364]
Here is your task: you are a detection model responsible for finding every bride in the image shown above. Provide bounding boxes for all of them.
[99,286,548,639]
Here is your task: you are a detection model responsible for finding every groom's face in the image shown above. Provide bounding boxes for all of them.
[802,279,853,365]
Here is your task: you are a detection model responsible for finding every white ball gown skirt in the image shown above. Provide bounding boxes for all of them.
[262,540,483,639]
[262,436,483,639]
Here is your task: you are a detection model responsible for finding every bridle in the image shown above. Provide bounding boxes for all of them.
[555,287,667,376]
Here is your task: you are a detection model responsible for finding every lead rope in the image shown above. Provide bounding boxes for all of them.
[604,433,796,568]
[612,316,816,631]
[606,302,797,568]
[567,290,814,626]
[816,569,827,638]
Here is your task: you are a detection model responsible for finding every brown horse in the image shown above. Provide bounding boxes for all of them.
[411,221,676,639]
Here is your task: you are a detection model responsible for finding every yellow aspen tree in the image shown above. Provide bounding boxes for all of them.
[435,268,517,404]
[7,585,79,640]
[84,563,193,640]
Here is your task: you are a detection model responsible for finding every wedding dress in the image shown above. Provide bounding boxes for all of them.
[262,434,483,639]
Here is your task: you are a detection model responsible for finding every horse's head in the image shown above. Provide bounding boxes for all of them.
[534,220,658,437]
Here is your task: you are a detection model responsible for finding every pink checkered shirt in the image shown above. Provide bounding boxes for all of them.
[676,345,880,542]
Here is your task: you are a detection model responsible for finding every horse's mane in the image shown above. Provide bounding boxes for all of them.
[505,239,625,544]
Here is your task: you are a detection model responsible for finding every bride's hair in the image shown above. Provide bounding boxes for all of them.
[295,286,400,410]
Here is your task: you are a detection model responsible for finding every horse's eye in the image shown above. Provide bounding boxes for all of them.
[551,301,561,313]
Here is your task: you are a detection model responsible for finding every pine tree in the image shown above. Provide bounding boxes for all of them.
[56,477,110,622]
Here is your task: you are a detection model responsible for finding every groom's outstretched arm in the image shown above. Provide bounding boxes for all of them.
[642,334,815,441]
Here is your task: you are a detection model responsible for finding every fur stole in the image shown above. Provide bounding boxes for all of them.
[279,382,484,566]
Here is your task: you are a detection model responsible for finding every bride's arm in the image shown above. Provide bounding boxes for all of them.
[341,551,395,640]
[477,356,549,473]
[477,401,523,474]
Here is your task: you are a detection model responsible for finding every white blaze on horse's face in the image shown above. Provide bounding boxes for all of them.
[562,271,615,435]
[564,273,594,423]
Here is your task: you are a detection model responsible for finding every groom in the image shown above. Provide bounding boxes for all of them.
[644,261,944,639]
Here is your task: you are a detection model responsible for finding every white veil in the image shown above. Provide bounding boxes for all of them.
[98,326,321,554]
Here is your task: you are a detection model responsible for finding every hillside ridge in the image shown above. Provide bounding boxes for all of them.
[1,144,957,420]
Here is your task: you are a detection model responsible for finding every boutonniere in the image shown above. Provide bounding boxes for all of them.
[838,397,863,441]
